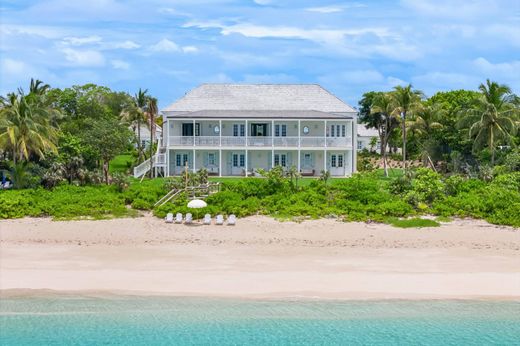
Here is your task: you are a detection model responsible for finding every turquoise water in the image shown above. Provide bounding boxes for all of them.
[1,296,519,345]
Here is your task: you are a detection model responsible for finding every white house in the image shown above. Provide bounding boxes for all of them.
[131,123,163,148]
[357,124,380,152]
[135,84,357,178]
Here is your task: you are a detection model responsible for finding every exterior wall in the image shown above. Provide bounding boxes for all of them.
[357,135,380,152]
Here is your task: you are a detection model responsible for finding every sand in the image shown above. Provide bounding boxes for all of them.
[1,215,519,300]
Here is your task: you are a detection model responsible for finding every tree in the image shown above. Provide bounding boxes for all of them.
[0,92,59,163]
[390,85,423,170]
[369,136,378,152]
[84,118,132,183]
[134,88,149,162]
[407,103,445,167]
[459,80,518,165]
[369,93,400,176]
[146,96,158,177]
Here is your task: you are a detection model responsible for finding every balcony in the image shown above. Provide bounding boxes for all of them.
[168,136,352,148]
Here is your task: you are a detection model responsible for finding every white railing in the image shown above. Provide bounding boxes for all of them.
[167,136,352,148]
[133,159,151,178]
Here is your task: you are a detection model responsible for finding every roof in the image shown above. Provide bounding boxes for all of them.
[167,110,353,119]
[162,84,356,117]
[357,124,379,137]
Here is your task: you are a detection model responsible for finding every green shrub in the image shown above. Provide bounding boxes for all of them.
[389,218,440,228]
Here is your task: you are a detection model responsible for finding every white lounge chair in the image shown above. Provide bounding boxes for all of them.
[185,213,193,224]
[227,214,236,226]
[215,214,224,225]
[175,213,183,224]
[203,214,211,225]
[3,181,11,189]
[165,213,174,223]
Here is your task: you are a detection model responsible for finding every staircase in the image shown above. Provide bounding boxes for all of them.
[133,136,166,178]
[154,182,221,207]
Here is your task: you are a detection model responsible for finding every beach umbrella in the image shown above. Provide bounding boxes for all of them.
[187,199,207,209]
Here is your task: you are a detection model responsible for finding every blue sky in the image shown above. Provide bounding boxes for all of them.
[1,0,519,108]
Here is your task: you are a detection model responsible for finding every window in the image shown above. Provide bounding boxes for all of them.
[240,124,245,137]
[281,125,287,137]
[239,154,245,167]
[336,125,340,137]
[182,123,193,136]
[233,154,238,167]
[338,155,343,168]
[376,142,381,150]
[251,123,267,136]
[208,153,215,165]
[233,124,238,137]
[183,154,189,166]
[330,125,335,137]
[274,154,279,166]
[357,141,363,150]
[195,123,200,136]
[341,125,346,137]
[304,153,311,166]
[275,124,280,137]
[176,154,182,166]
[275,124,287,137]
[331,154,337,168]
[281,154,286,167]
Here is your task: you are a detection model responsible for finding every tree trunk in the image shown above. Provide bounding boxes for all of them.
[137,119,142,162]
[103,160,109,184]
[402,112,407,171]
[490,130,495,166]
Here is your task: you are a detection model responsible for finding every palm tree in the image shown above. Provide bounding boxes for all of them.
[390,85,423,171]
[134,88,149,161]
[407,103,445,169]
[370,93,400,176]
[0,92,59,163]
[459,80,518,165]
[146,96,158,177]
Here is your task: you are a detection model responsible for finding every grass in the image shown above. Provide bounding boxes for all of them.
[389,217,440,228]
[435,215,453,223]
[109,154,134,173]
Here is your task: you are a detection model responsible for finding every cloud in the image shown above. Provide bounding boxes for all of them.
[305,6,344,13]
[182,46,198,53]
[150,38,180,52]
[111,59,130,69]
[61,48,105,66]
[253,0,272,5]
[400,0,498,19]
[62,35,102,45]
[114,40,140,49]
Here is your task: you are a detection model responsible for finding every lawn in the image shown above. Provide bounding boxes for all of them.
[109,154,134,173]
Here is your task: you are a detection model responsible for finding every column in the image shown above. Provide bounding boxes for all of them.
[219,149,222,177]
[219,120,222,147]
[166,149,170,177]
[324,149,327,173]
[352,120,357,174]
[245,149,248,177]
[324,120,328,148]
[192,119,196,147]
[192,149,196,173]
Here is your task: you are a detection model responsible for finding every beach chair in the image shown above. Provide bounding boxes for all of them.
[175,213,183,224]
[185,213,193,224]
[3,181,11,189]
[203,214,212,225]
[215,214,224,225]
[227,214,236,226]
[165,213,174,223]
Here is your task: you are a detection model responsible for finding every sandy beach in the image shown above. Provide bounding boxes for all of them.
[1,215,519,300]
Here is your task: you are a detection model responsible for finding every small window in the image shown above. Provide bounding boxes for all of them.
[336,125,340,137]
[275,124,280,137]
[341,125,346,137]
[357,141,363,150]
[176,154,181,166]
[338,155,343,168]
[233,154,238,167]
[240,124,245,137]
[331,155,337,168]
[377,142,381,150]
[208,153,215,165]
[330,125,335,137]
[281,154,286,167]
[233,124,238,137]
[281,125,287,137]
[183,154,189,166]
[239,154,245,167]
[274,154,280,166]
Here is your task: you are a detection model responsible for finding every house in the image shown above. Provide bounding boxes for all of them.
[131,123,162,148]
[136,84,357,178]
[357,124,380,152]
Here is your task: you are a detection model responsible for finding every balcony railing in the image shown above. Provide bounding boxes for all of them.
[168,136,352,148]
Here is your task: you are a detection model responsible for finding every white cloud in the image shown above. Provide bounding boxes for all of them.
[473,57,520,76]
[182,46,198,53]
[400,0,497,19]
[114,40,140,49]
[111,59,130,69]
[253,0,272,5]
[62,35,102,45]
[150,38,180,52]
[305,6,344,13]
[61,48,105,66]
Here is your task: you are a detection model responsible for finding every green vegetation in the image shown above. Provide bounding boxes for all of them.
[388,218,440,228]
[109,154,134,174]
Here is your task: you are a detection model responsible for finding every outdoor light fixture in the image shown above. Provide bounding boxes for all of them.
[303,126,310,135]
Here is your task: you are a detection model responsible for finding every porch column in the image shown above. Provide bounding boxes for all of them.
[192,149,196,173]
[219,120,222,147]
[324,149,327,173]
[297,120,301,174]
[352,120,357,173]
[219,149,222,177]
[192,119,196,147]
[271,120,274,148]
[166,149,170,177]
[324,120,328,148]
[245,120,248,177]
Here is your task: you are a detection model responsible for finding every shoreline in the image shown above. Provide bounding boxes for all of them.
[1,215,519,300]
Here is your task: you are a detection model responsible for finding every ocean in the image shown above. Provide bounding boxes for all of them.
[1,296,519,345]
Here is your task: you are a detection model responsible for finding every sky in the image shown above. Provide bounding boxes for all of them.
[1,0,519,109]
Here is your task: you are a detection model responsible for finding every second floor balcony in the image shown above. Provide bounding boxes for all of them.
[167,136,352,148]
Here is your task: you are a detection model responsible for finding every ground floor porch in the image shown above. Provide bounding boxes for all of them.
[166,149,354,177]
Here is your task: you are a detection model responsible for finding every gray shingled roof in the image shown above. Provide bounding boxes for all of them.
[162,84,356,115]
[167,110,353,119]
